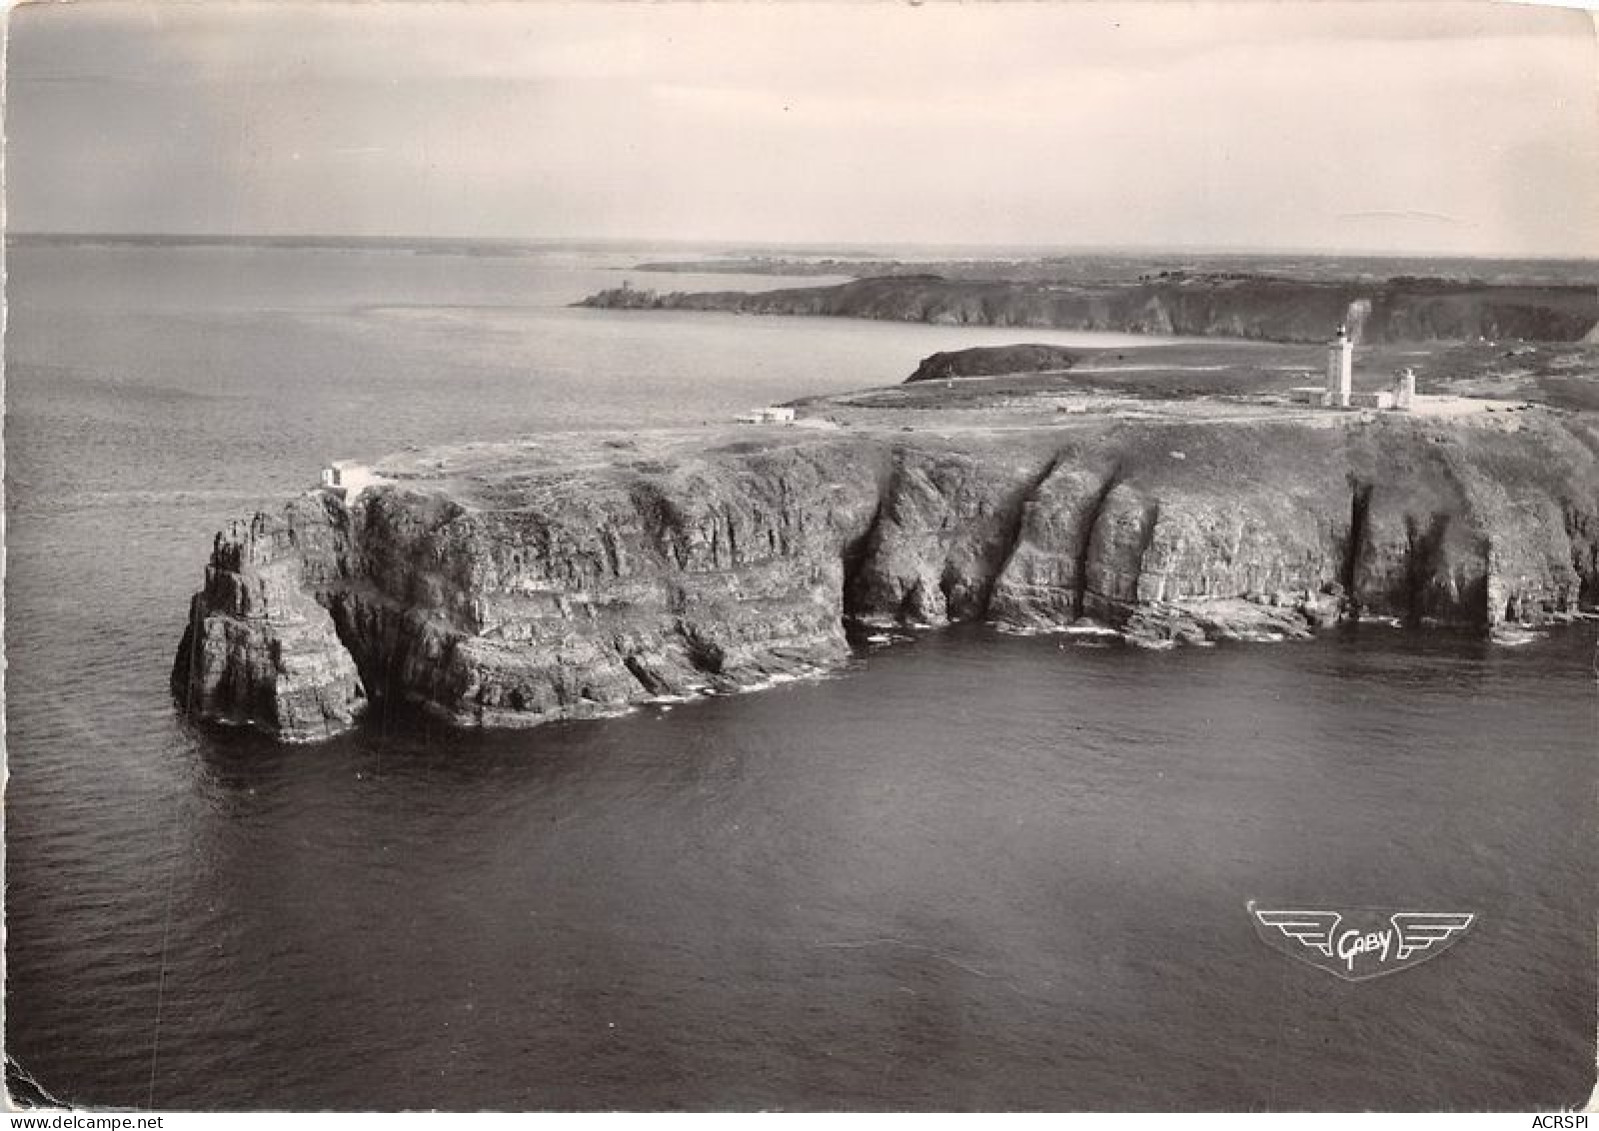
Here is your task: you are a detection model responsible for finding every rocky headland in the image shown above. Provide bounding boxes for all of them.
[906,344,1079,383]
[174,390,1599,741]
[577,273,1599,345]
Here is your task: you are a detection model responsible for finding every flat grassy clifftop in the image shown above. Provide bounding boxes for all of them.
[869,339,1599,411]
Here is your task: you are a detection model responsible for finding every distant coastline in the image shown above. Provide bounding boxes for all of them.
[14,233,1599,284]
[579,271,1599,346]
[628,252,1599,288]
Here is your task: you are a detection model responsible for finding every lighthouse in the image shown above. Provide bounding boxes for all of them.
[1326,324,1353,408]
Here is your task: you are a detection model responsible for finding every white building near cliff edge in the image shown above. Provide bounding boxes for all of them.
[320,460,385,501]
[736,406,797,424]
[1394,367,1417,410]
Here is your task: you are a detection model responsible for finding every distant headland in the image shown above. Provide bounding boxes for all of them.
[578,269,1599,345]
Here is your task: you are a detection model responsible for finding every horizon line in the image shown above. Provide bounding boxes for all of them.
[7,229,1598,263]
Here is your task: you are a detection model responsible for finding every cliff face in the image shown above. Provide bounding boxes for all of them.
[174,499,368,742]
[174,415,1599,741]
[579,275,1599,344]
[176,442,888,740]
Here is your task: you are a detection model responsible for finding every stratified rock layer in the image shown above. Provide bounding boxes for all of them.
[174,413,1599,740]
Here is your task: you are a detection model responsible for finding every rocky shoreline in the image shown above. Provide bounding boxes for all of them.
[173,405,1599,742]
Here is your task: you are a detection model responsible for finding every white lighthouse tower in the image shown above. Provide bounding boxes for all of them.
[1326,324,1354,408]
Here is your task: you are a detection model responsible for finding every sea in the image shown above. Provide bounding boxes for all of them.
[4,239,1595,1111]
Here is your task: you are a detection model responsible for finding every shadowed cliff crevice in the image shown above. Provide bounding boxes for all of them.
[325,595,376,693]
[1403,513,1454,626]
[622,654,675,696]
[1074,468,1124,619]
[677,622,727,675]
[1135,500,1163,597]
[1564,503,1599,606]
[841,443,1088,626]
[982,449,1069,619]
[322,588,453,728]
[628,479,693,570]
[841,475,894,623]
[1341,480,1374,618]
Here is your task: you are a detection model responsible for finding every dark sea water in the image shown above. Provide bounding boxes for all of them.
[5,243,1595,1111]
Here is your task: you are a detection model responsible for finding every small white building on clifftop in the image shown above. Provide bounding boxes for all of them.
[319,460,385,502]
[1394,367,1417,410]
[736,406,797,424]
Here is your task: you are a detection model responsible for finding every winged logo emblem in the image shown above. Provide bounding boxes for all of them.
[1248,902,1476,981]
[1390,912,1476,960]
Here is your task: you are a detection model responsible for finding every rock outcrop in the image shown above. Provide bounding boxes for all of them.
[578,275,1599,344]
[174,413,1599,741]
[173,498,368,742]
[905,344,1079,383]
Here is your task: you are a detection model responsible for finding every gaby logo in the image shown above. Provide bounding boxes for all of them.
[1247,901,1476,981]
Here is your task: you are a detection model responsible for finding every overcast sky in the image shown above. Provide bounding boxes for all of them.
[7,1,1597,255]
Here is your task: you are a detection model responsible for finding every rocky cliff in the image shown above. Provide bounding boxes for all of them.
[578,274,1599,344]
[174,413,1599,741]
